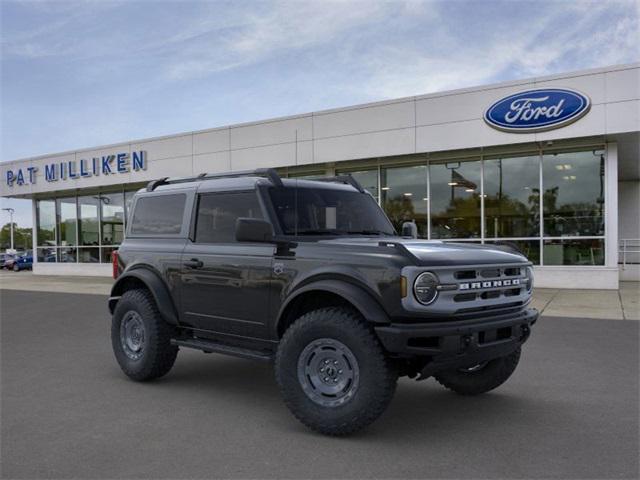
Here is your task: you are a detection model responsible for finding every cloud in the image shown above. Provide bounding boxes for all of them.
[163,1,400,80]
[1,0,638,165]
[350,0,640,99]
[4,0,637,91]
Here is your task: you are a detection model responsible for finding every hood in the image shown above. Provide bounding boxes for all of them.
[318,237,528,266]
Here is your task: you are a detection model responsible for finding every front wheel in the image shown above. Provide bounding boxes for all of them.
[12,263,19,272]
[111,289,178,381]
[275,307,398,436]
[434,348,521,395]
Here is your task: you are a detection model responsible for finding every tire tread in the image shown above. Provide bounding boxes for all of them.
[434,348,521,395]
[275,307,397,436]
[111,288,178,381]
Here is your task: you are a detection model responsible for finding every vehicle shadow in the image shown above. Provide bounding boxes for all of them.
[138,350,552,440]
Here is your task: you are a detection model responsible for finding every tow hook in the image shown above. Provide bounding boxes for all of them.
[462,334,473,351]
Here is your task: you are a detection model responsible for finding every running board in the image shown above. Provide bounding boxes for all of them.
[171,338,273,362]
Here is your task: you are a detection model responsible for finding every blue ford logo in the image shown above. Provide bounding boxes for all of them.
[484,88,591,133]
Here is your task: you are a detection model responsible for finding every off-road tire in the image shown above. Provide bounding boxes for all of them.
[275,307,398,436]
[111,288,178,381]
[434,348,521,395]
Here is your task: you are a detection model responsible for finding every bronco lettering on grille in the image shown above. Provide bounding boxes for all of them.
[459,279,521,290]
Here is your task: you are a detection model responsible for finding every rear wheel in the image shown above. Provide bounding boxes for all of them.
[434,348,521,395]
[275,307,397,436]
[111,289,178,381]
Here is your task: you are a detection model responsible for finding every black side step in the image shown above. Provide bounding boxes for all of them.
[171,338,273,363]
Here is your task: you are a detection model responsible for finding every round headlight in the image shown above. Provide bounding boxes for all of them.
[525,266,534,293]
[414,272,439,305]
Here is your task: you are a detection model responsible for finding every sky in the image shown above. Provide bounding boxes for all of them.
[1,0,639,228]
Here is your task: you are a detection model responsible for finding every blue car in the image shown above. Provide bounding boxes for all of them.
[12,252,33,271]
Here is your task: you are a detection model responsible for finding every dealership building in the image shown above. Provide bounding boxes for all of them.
[1,63,638,289]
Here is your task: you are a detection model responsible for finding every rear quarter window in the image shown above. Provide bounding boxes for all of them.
[130,193,186,235]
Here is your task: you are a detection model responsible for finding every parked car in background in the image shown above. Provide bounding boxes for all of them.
[12,252,33,271]
[2,253,17,270]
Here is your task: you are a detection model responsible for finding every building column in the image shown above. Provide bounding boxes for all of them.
[325,162,336,177]
[31,198,37,268]
[605,142,619,274]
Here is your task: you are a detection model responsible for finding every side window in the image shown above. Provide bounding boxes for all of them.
[195,191,263,243]
[130,194,186,235]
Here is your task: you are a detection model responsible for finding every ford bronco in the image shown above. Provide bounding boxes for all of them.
[109,168,537,435]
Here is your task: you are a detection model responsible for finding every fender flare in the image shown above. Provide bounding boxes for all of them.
[276,279,390,335]
[109,268,179,325]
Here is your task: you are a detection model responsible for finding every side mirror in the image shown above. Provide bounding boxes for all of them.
[401,221,418,239]
[235,218,274,243]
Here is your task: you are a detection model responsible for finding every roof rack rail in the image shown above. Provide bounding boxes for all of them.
[313,174,365,193]
[146,168,283,192]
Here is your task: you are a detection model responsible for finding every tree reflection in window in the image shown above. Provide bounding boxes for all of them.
[430,161,481,239]
[484,155,540,238]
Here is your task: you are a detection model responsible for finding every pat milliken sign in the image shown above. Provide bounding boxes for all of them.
[484,88,591,133]
[4,151,147,187]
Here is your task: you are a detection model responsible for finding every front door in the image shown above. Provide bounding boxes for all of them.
[179,190,273,340]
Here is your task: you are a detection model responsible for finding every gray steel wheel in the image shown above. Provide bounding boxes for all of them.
[120,310,146,361]
[297,338,360,408]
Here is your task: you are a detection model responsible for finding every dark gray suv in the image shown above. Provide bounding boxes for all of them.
[109,168,538,435]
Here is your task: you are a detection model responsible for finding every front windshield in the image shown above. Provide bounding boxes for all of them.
[269,186,396,236]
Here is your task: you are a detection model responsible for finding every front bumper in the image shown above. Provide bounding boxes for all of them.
[375,307,538,377]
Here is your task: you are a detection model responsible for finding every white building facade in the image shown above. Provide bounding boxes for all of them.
[1,63,639,288]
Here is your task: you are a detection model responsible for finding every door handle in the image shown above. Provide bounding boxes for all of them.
[184,258,204,269]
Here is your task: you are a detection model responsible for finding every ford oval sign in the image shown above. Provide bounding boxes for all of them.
[484,88,591,133]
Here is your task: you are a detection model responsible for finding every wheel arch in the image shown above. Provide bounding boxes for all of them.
[276,279,390,338]
[109,267,179,325]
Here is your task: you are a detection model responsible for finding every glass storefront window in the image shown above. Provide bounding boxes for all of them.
[101,246,117,263]
[289,171,326,180]
[58,247,77,263]
[543,238,604,266]
[30,147,607,269]
[485,240,541,265]
[36,246,57,263]
[56,197,77,247]
[36,200,56,246]
[125,190,137,227]
[430,160,481,239]
[542,150,605,237]
[100,193,125,245]
[78,196,100,246]
[381,165,428,237]
[484,155,540,238]
[338,169,379,200]
[77,247,100,263]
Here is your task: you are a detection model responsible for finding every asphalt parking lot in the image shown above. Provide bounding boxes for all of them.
[1,289,639,479]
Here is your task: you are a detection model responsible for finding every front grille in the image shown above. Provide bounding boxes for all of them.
[480,268,501,278]
[402,262,532,321]
[452,265,527,304]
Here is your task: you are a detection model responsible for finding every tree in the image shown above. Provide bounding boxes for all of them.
[0,223,32,251]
